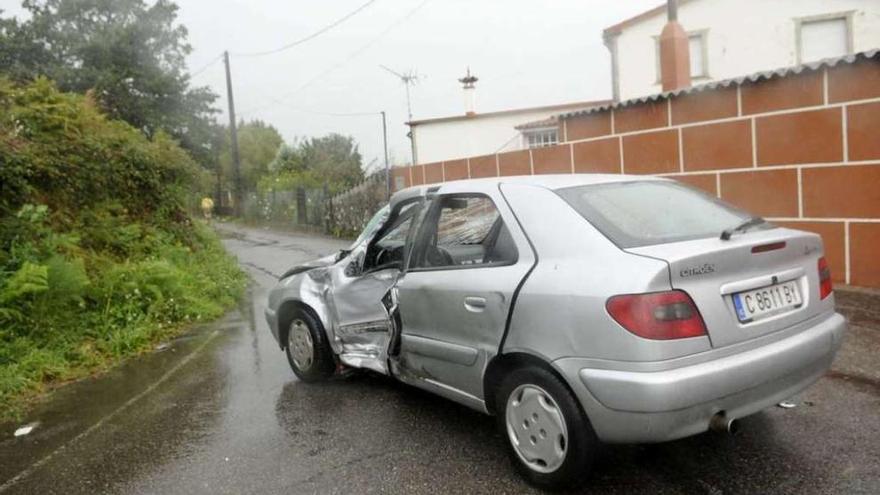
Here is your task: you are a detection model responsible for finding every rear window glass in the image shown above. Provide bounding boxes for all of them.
[557,181,763,248]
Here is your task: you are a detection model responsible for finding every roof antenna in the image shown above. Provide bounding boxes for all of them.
[380,65,421,164]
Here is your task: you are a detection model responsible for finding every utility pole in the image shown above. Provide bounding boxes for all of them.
[213,144,222,209]
[404,81,417,166]
[380,65,420,166]
[223,51,243,216]
[381,111,390,201]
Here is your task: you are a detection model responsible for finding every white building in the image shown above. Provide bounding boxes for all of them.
[604,0,880,101]
[408,99,607,165]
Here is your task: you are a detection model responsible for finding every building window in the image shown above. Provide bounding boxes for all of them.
[524,128,558,149]
[654,30,709,83]
[797,13,853,63]
[688,33,707,78]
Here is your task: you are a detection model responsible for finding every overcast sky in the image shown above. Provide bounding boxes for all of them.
[1,0,661,169]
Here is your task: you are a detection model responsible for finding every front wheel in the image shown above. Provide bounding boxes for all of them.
[284,310,335,382]
[496,366,598,490]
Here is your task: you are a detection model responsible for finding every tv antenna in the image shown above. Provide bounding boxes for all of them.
[380,65,421,164]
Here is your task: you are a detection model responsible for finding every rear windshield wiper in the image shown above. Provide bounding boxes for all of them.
[720,216,765,240]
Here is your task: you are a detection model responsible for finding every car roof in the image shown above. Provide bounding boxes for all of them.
[390,174,668,205]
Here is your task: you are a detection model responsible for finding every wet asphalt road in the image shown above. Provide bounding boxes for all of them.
[1,223,879,494]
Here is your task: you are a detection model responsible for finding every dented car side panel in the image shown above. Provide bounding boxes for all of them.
[327,265,399,374]
[392,182,536,410]
[266,188,425,373]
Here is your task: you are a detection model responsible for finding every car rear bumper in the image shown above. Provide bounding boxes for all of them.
[554,311,846,443]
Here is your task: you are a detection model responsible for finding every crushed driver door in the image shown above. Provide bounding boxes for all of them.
[328,199,420,374]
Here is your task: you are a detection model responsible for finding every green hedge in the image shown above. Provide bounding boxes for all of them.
[0,79,245,419]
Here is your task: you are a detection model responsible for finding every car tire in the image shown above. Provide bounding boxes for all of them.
[284,309,335,382]
[496,366,598,490]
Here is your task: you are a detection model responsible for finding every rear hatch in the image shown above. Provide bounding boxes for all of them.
[556,179,834,348]
[627,228,828,348]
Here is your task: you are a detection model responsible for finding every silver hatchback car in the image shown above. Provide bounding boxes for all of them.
[265,174,846,489]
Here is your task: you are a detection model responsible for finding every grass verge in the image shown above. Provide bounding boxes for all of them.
[0,222,246,421]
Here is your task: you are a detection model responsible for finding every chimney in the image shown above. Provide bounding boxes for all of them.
[659,0,691,92]
[458,68,478,117]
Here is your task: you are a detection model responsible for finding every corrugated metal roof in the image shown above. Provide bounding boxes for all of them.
[555,49,880,120]
[514,116,558,130]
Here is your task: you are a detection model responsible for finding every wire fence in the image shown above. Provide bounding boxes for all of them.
[239,170,390,238]
[326,171,390,237]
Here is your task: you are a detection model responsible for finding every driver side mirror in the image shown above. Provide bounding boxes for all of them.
[345,252,364,277]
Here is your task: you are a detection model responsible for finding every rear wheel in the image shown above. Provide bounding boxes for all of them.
[496,366,598,490]
[284,310,334,382]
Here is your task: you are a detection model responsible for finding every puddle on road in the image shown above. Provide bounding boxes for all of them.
[0,306,249,485]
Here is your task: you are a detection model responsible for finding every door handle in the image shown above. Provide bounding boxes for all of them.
[464,296,487,312]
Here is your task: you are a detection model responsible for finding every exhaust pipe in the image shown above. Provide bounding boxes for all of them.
[709,412,740,435]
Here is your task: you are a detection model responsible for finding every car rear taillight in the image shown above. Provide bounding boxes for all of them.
[818,256,833,300]
[606,290,707,340]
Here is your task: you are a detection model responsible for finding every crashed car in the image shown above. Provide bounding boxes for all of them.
[265,174,846,489]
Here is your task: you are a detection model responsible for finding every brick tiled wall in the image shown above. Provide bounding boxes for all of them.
[390,57,880,288]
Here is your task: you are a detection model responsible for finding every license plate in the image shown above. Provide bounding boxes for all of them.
[732,280,802,323]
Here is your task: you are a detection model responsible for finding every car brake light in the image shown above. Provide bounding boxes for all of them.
[606,290,707,340]
[751,241,786,253]
[818,256,833,300]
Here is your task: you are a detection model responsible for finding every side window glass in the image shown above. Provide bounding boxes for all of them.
[350,205,389,249]
[376,211,413,249]
[363,201,417,272]
[413,195,518,269]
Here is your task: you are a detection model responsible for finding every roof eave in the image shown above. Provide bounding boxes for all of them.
[407,99,612,127]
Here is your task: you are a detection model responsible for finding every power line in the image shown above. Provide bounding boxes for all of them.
[294,108,379,117]
[231,0,378,58]
[189,53,223,79]
[189,1,381,80]
[238,0,432,116]
[293,0,431,93]
[238,86,381,117]
[272,104,381,118]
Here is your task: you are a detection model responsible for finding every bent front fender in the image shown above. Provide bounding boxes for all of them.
[269,267,340,354]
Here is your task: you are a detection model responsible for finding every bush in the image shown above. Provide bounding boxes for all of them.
[0,79,245,419]
[0,206,245,418]
[326,172,388,238]
[0,78,203,220]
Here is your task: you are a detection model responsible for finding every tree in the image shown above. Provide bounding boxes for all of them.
[300,134,364,192]
[0,0,217,164]
[236,120,284,192]
[217,120,284,194]
[0,12,54,80]
[268,141,307,175]
[259,134,364,196]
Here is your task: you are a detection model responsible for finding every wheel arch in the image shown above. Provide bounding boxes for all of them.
[483,351,578,416]
[277,299,326,350]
